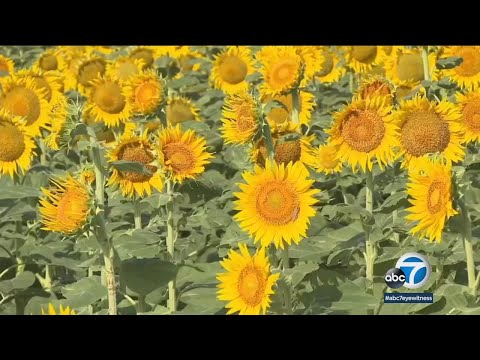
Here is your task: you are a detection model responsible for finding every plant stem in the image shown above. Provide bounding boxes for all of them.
[364,168,376,283]
[137,295,146,314]
[391,190,400,244]
[422,46,430,81]
[15,222,25,275]
[134,199,142,230]
[459,197,476,296]
[349,72,354,93]
[166,180,177,313]
[291,88,300,124]
[39,137,47,166]
[282,246,292,314]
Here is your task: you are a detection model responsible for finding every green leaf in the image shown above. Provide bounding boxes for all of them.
[263,100,288,114]
[375,192,408,213]
[436,56,463,69]
[0,186,41,200]
[110,161,152,176]
[0,271,35,294]
[115,229,161,259]
[284,263,319,287]
[61,276,107,308]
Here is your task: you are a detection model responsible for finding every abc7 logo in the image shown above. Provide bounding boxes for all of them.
[384,268,406,288]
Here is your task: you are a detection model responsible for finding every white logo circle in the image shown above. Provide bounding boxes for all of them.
[395,253,431,289]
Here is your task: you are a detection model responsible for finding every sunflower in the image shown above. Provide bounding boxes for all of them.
[376,46,395,65]
[327,96,398,172]
[384,47,436,86]
[129,46,159,69]
[257,46,303,97]
[0,77,51,136]
[442,46,480,90]
[39,174,91,235]
[234,160,319,249]
[73,56,108,95]
[394,95,465,171]
[107,131,164,198]
[61,48,92,91]
[263,91,315,133]
[157,125,213,183]
[456,90,480,143]
[0,55,15,78]
[295,46,322,86]
[0,110,36,178]
[312,143,343,175]
[210,46,255,94]
[221,92,260,145]
[166,96,201,125]
[217,243,280,315]
[34,48,65,72]
[41,303,77,315]
[355,75,395,102]
[346,46,381,73]
[405,159,457,243]
[84,77,132,128]
[80,166,96,186]
[315,47,346,84]
[44,97,73,151]
[106,57,145,83]
[170,46,205,76]
[124,70,164,115]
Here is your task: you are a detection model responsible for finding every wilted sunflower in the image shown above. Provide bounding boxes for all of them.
[394,95,464,171]
[211,46,255,94]
[34,48,65,72]
[41,303,77,315]
[221,92,259,145]
[355,75,395,102]
[263,91,315,133]
[39,174,91,235]
[0,76,51,137]
[456,90,480,143]
[312,143,343,175]
[384,47,436,86]
[234,160,319,249]
[158,125,213,183]
[124,70,164,115]
[442,46,480,90]
[217,243,280,315]
[327,95,398,172]
[107,131,164,198]
[106,56,145,83]
[84,77,131,127]
[315,47,346,84]
[0,110,36,178]
[257,46,303,97]
[405,159,457,243]
[345,46,380,73]
[166,96,201,125]
[0,55,15,78]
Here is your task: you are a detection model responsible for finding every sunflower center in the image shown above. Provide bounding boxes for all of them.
[400,111,450,156]
[56,188,88,228]
[0,121,25,162]
[351,46,377,63]
[318,52,334,76]
[236,103,257,132]
[1,87,41,125]
[0,61,10,74]
[237,265,266,306]
[39,54,58,71]
[167,101,194,125]
[269,59,299,89]
[32,76,52,102]
[131,49,154,68]
[397,53,424,82]
[163,142,196,173]
[427,180,447,214]
[275,141,302,165]
[361,80,391,98]
[256,180,300,225]
[77,60,106,87]
[135,81,160,109]
[219,55,248,85]
[341,109,385,153]
[93,81,126,114]
[455,48,480,77]
[118,143,156,182]
[462,97,480,131]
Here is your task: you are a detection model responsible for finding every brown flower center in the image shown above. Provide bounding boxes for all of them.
[397,53,424,82]
[93,81,126,114]
[237,265,267,306]
[163,142,196,174]
[219,55,248,85]
[118,143,156,183]
[455,47,480,77]
[462,97,480,132]
[0,121,25,162]
[427,180,447,214]
[256,180,300,225]
[0,87,41,125]
[39,54,58,71]
[351,46,377,63]
[341,109,385,152]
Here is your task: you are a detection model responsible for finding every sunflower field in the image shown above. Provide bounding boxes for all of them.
[0,45,480,315]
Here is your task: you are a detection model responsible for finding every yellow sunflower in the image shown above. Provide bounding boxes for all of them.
[0,55,15,78]
[295,46,322,86]
[129,46,160,69]
[394,95,465,171]
[210,46,255,94]
[107,131,164,198]
[234,160,319,249]
[315,47,346,84]
[355,75,395,103]
[44,96,72,151]
[217,243,280,315]
[327,95,398,172]
[106,57,145,83]
[80,166,96,186]
[34,48,65,72]
[0,76,51,136]
[257,46,303,97]
[170,46,205,76]
[405,159,457,243]
[384,47,436,86]
[41,303,77,315]
[61,48,92,91]
[376,46,395,65]
[0,110,36,178]
[39,174,91,235]
[263,91,315,133]
[312,143,343,175]
[124,70,164,115]
[456,90,480,143]
[73,56,108,95]
[84,77,132,128]
[442,46,480,90]
[221,91,260,145]
[166,96,201,125]
[346,46,381,73]
[157,125,213,183]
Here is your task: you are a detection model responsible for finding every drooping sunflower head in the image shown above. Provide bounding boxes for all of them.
[73,56,108,95]
[0,109,36,179]
[44,95,71,151]
[217,243,280,315]
[41,303,77,315]
[107,131,164,198]
[346,46,380,73]
[0,55,15,78]
[315,47,346,84]
[80,165,96,186]
[221,91,260,145]
[405,158,457,243]
[124,70,164,115]
[442,46,480,90]
[166,96,201,126]
[39,174,91,235]
[158,125,213,183]
[394,95,465,171]
[456,90,480,144]
[234,160,319,249]
[210,46,255,94]
[355,75,395,102]
[384,47,436,86]
[327,95,399,172]
[34,48,65,72]
[84,77,131,128]
[0,76,51,137]
[312,143,343,175]
[258,46,304,97]
[106,56,145,83]
[129,46,159,69]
